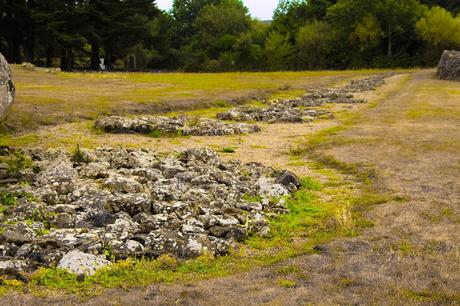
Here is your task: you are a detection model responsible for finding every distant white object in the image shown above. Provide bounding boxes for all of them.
[99,58,106,71]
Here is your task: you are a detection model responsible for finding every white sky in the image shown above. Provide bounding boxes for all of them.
[156,0,279,20]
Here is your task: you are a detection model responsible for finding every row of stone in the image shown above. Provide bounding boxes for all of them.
[0,147,300,276]
[215,74,391,122]
[94,74,391,135]
[95,116,261,136]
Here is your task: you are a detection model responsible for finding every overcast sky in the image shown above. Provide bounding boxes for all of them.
[156,0,279,20]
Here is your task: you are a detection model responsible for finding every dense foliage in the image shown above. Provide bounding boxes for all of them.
[1,0,459,71]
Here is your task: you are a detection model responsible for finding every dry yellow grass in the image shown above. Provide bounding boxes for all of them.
[3,69,457,305]
[11,69,455,306]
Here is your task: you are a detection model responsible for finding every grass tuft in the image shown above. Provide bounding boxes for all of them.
[222,147,236,153]
[147,129,162,138]
[300,177,322,191]
[277,279,297,288]
[7,151,32,174]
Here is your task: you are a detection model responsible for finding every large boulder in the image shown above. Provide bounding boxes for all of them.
[58,250,110,275]
[437,50,460,81]
[0,53,15,120]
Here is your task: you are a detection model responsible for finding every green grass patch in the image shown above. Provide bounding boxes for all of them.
[401,288,460,304]
[276,265,301,275]
[6,151,33,174]
[222,147,236,153]
[242,194,262,203]
[277,278,297,288]
[147,129,162,138]
[300,177,322,191]
[0,191,36,214]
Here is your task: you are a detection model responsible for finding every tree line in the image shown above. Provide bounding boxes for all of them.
[1,0,459,71]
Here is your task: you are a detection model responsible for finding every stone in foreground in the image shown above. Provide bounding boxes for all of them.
[0,147,294,273]
[0,53,15,121]
[58,250,110,275]
[438,50,460,81]
[275,170,301,192]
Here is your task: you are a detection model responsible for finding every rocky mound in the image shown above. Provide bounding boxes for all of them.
[0,53,15,121]
[218,74,391,122]
[437,50,460,81]
[95,116,261,136]
[217,105,332,123]
[0,147,300,276]
[274,75,390,108]
[275,88,365,108]
[341,75,389,92]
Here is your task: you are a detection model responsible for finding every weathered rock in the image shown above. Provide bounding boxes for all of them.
[438,50,460,81]
[0,223,36,246]
[275,170,301,192]
[0,259,31,275]
[0,53,15,121]
[57,250,110,275]
[95,116,261,136]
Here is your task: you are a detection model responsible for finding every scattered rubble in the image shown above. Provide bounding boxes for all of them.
[217,105,332,123]
[218,74,392,122]
[437,50,460,81]
[0,147,298,275]
[274,74,390,108]
[274,89,365,108]
[342,75,388,92]
[21,62,61,73]
[95,116,261,136]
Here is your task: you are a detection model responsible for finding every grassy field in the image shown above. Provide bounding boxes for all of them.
[4,66,394,135]
[2,68,458,305]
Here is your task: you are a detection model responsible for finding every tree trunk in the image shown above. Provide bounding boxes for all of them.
[60,48,73,71]
[105,49,113,71]
[91,43,100,71]
[387,24,392,57]
[6,37,22,63]
[24,34,35,64]
[46,47,53,67]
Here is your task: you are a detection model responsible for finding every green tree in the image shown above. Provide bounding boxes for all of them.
[179,0,252,71]
[86,0,159,70]
[296,20,334,69]
[0,0,32,63]
[271,0,336,42]
[234,20,268,70]
[171,0,221,47]
[194,0,251,54]
[416,6,460,49]
[420,0,460,14]
[327,0,426,67]
[263,31,295,71]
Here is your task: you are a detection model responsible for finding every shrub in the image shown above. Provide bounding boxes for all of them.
[7,152,32,174]
[71,144,85,164]
[148,129,162,138]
